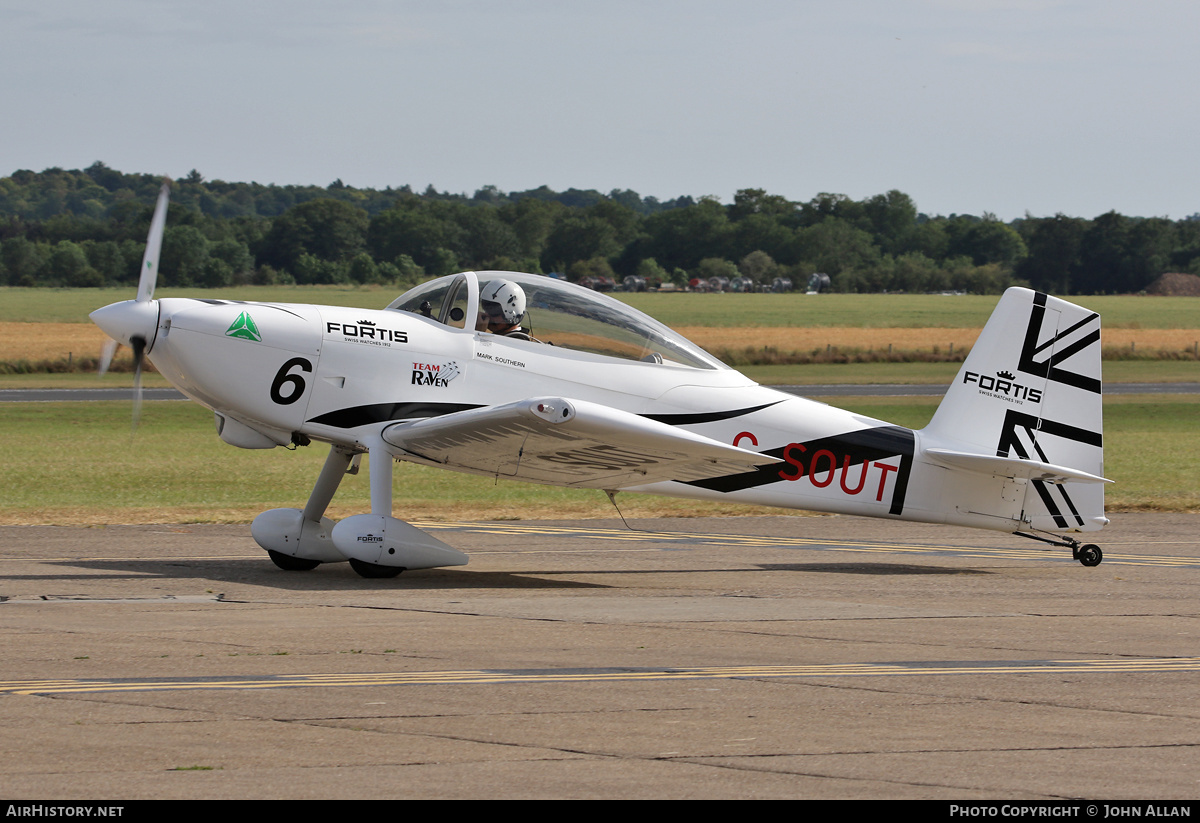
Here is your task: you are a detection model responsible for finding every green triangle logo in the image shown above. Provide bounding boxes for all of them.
[225,312,261,341]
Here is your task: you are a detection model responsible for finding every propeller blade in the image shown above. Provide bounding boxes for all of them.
[98,338,119,376]
[130,335,146,435]
[136,181,171,303]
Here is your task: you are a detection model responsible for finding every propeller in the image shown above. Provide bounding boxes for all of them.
[92,179,171,432]
[98,337,118,377]
[136,180,170,304]
[128,180,169,431]
[130,333,146,434]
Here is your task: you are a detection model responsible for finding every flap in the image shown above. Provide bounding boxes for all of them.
[380,396,777,488]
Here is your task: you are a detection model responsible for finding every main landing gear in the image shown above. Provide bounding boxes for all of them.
[1014,530,1103,566]
[250,441,468,579]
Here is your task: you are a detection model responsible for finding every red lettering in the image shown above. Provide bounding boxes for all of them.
[839,456,869,495]
[809,449,836,487]
[874,462,898,501]
[734,431,758,448]
[777,443,806,481]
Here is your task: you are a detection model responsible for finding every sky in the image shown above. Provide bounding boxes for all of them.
[3,0,1199,221]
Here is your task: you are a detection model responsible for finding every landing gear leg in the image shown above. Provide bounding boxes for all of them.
[1013,530,1103,567]
[346,438,407,579]
[367,437,393,518]
[251,445,359,570]
[303,446,355,524]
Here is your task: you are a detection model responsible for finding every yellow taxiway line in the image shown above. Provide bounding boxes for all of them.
[5,657,1199,696]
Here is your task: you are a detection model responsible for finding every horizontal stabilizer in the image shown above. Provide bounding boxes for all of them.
[381,396,777,488]
[924,448,1111,485]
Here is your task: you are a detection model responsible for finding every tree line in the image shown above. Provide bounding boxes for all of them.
[2,162,1198,295]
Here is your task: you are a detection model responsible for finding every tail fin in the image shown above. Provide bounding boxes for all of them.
[923,288,1107,533]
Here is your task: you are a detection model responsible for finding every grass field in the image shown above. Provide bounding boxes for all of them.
[1,395,1195,525]
[6,321,1197,375]
[3,286,1199,383]
[4,285,1200,328]
[2,285,1194,525]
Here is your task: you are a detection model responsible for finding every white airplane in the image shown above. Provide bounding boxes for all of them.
[91,184,1110,578]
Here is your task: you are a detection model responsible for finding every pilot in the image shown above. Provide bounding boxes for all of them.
[477,279,531,340]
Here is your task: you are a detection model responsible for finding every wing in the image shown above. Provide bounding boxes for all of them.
[380,396,777,488]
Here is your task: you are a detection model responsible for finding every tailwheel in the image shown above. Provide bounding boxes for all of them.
[268,550,321,571]
[348,558,405,579]
[1014,531,1103,567]
[1077,544,1103,567]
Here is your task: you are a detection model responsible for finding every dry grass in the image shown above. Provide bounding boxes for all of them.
[6,322,1198,366]
[1,322,113,361]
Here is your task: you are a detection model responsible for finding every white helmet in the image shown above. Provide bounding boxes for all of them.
[481,279,526,325]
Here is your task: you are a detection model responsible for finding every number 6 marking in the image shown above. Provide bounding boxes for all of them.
[270,357,312,405]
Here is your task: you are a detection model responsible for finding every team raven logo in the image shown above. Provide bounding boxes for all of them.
[412,360,460,387]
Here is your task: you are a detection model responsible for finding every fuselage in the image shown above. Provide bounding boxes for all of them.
[133,294,960,530]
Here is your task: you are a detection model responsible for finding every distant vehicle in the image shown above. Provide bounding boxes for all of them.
[577,275,615,292]
[771,277,793,293]
[807,273,832,294]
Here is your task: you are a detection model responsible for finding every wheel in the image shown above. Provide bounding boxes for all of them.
[348,558,405,579]
[268,550,321,571]
[1077,544,1103,567]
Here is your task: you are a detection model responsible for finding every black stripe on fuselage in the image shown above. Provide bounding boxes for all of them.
[683,425,916,516]
[309,400,780,432]
[193,299,306,319]
[640,401,783,426]
[308,402,484,429]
